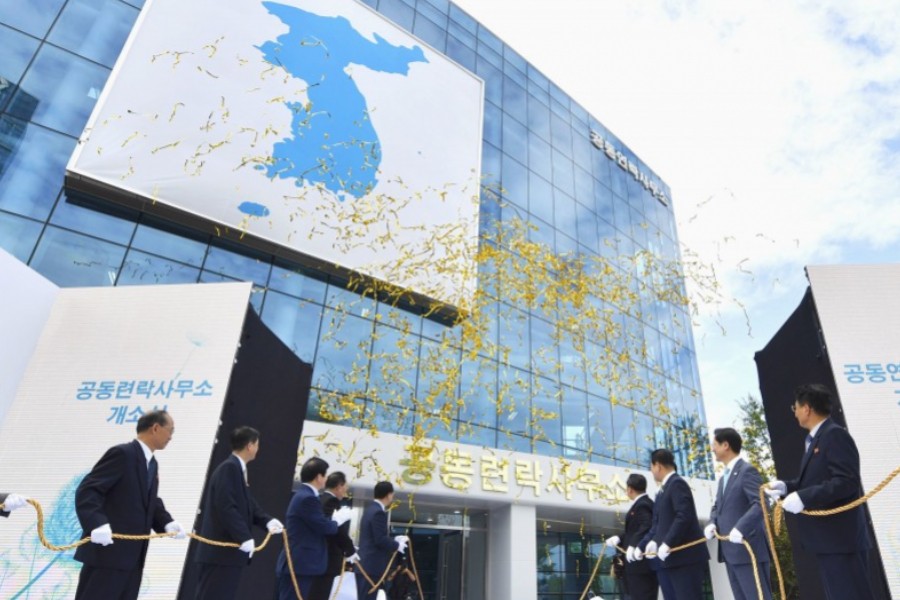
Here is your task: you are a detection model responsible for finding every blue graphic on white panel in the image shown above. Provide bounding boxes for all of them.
[258,2,428,201]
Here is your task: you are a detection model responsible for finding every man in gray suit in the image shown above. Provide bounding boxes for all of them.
[706,427,772,600]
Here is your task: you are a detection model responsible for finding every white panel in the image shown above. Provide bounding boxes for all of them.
[807,263,900,597]
[0,281,252,599]
[0,249,59,426]
[68,0,483,310]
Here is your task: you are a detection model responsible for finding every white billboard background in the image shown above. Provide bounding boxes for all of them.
[807,264,900,597]
[0,282,252,598]
[68,0,483,310]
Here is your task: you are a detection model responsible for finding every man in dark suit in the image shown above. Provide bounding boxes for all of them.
[766,384,874,600]
[604,474,659,600]
[1,493,28,517]
[309,471,358,600]
[706,427,772,600]
[276,457,352,600]
[74,410,186,600]
[357,481,408,600]
[636,448,709,599]
[194,426,284,600]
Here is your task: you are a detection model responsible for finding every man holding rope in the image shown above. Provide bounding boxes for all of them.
[707,427,772,600]
[604,474,659,600]
[766,384,875,600]
[636,448,709,599]
[357,481,408,600]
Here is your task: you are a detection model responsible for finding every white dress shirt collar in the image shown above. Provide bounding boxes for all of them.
[724,456,742,472]
[809,419,827,440]
[136,439,154,465]
[660,470,676,488]
[631,493,647,505]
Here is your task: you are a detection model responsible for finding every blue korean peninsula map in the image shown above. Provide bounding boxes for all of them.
[258,2,428,201]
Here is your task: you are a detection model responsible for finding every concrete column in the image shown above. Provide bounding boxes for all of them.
[488,503,537,600]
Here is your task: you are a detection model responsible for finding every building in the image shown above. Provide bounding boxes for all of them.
[0,0,722,598]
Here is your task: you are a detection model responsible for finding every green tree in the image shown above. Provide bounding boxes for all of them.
[737,395,799,599]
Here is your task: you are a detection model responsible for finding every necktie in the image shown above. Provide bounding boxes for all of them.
[722,467,731,492]
[147,457,157,493]
[805,434,814,452]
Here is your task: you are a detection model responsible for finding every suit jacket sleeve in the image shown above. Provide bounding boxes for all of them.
[639,503,658,550]
[152,496,173,533]
[76,445,126,532]
[301,493,338,536]
[734,464,764,535]
[797,427,861,508]
[0,493,9,518]
[661,478,695,547]
[250,494,273,530]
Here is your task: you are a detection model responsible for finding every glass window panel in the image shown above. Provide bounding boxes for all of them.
[481,140,501,193]
[421,0,449,14]
[554,190,577,235]
[324,282,377,318]
[527,95,551,142]
[482,100,502,147]
[48,0,139,66]
[475,58,502,106]
[550,114,572,157]
[0,117,75,220]
[532,379,561,447]
[0,25,40,111]
[503,59,526,88]
[412,14,445,51]
[528,133,552,181]
[501,113,527,166]
[612,403,638,464]
[527,215,555,253]
[633,411,657,459]
[267,263,327,303]
[203,243,271,286]
[10,44,110,137]
[260,289,323,363]
[368,323,418,407]
[364,398,414,435]
[0,0,66,37]
[313,308,373,394]
[498,305,529,371]
[587,394,613,458]
[552,149,575,197]
[50,193,137,245]
[458,358,496,426]
[417,338,459,414]
[502,77,527,125]
[0,209,42,262]
[476,43,502,69]
[131,221,208,267]
[530,316,558,378]
[378,0,414,31]
[501,153,527,206]
[448,4,476,33]
[197,271,264,312]
[445,35,475,71]
[30,225,124,287]
[476,24,502,54]
[528,171,554,225]
[457,422,496,447]
[575,201,598,253]
[558,337,584,390]
[446,20,474,48]
[116,249,200,286]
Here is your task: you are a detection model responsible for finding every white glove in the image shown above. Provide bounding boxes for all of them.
[625,546,636,563]
[644,540,657,558]
[332,506,352,526]
[267,518,284,534]
[765,480,787,499]
[239,538,255,558]
[782,492,805,514]
[165,521,187,540]
[347,552,360,564]
[2,494,28,512]
[633,546,644,561]
[728,528,744,544]
[657,543,671,562]
[90,524,114,546]
[605,535,620,548]
[394,534,409,554]
[704,523,717,540]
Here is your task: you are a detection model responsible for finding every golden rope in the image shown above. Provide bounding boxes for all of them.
[407,536,426,600]
[759,484,787,600]
[329,559,347,600]
[355,550,398,595]
[281,529,304,600]
[576,549,605,600]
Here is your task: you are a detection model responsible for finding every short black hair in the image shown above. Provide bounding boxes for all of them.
[300,457,329,483]
[326,471,347,490]
[795,384,833,416]
[136,410,170,434]
[713,427,742,454]
[650,449,676,469]
[626,473,647,493]
[374,481,394,499]
[230,426,260,451]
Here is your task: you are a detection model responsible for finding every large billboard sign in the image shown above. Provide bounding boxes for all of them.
[807,264,900,596]
[67,0,484,311]
[0,281,252,599]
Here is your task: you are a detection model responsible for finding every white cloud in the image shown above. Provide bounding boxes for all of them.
[451,0,900,427]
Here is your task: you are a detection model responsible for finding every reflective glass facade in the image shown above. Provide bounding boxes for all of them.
[0,0,711,479]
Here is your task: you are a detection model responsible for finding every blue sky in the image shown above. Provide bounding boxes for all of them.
[452,0,900,431]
